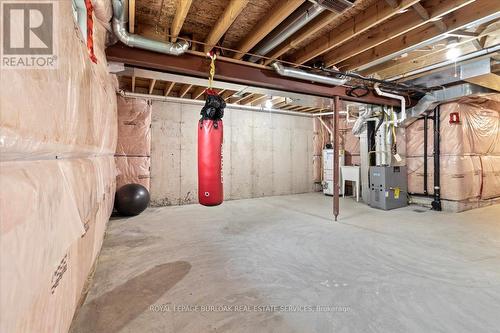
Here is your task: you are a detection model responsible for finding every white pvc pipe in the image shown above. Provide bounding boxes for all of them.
[374,83,406,125]
[317,117,333,142]
[120,91,314,117]
[272,62,347,86]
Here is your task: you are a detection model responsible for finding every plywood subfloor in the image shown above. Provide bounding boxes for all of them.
[71,193,500,333]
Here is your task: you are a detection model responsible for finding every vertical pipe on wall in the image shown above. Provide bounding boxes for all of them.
[333,97,340,221]
[423,114,428,196]
[431,106,442,211]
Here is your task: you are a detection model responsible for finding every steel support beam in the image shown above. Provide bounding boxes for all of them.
[106,43,402,106]
[333,96,340,221]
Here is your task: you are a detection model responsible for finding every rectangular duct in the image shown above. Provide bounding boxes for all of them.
[313,0,353,13]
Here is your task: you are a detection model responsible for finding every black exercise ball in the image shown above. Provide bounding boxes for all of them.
[115,183,150,216]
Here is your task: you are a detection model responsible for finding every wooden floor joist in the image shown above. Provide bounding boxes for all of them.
[179,84,193,98]
[171,0,193,42]
[191,86,206,100]
[322,0,474,68]
[148,79,156,94]
[165,82,175,96]
[289,0,421,65]
[233,0,305,60]
[263,10,338,65]
[129,0,135,34]
[338,0,500,71]
[204,0,249,53]
[243,94,266,105]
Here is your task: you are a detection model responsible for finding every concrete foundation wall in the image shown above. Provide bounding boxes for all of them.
[150,100,314,206]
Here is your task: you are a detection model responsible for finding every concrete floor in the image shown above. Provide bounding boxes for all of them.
[70,193,500,333]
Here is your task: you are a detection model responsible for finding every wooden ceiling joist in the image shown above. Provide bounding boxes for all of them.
[271,97,289,108]
[204,0,249,53]
[412,3,447,32]
[280,104,299,110]
[338,0,500,71]
[165,82,175,96]
[289,0,421,65]
[192,86,206,100]
[148,79,156,94]
[373,40,478,79]
[222,90,237,101]
[244,94,266,105]
[233,93,255,104]
[129,0,136,34]
[263,10,338,65]
[411,3,430,21]
[233,0,305,60]
[322,0,473,68]
[238,93,263,105]
[179,84,193,98]
[171,0,193,42]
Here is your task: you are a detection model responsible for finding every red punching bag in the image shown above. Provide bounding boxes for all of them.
[198,51,225,206]
[198,119,223,206]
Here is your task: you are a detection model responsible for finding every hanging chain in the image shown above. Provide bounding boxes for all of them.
[208,51,216,91]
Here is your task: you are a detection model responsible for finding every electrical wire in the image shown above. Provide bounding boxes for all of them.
[157,33,428,95]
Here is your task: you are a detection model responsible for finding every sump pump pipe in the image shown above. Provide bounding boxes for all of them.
[374,83,406,125]
[112,0,189,55]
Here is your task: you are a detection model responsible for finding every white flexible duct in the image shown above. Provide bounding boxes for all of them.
[112,0,189,56]
[271,62,347,86]
[373,83,406,125]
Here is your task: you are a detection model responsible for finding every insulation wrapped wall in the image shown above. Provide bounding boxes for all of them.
[116,97,152,156]
[339,118,360,165]
[439,97,500,155]
[406,94,500,202]
[0,1,117,332]
[0,157,115,333]
[115,156,151,190]
[406,156,482,201]
[115,96,152,191]
[0,19,117,161]
[312,118,323,183]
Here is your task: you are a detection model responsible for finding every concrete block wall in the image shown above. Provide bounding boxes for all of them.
[150,101,315,206]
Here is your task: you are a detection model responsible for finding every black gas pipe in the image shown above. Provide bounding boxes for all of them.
[423,114,428,196]
[431,106,441,211]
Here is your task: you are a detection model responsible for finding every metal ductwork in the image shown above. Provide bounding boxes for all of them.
[248,3,324,62]
[312,0,354,13]
[112,0,189,56]
[401,57,500,91]
[388,44,500,82]
[406,83,495,124]
[271,62,347,86]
